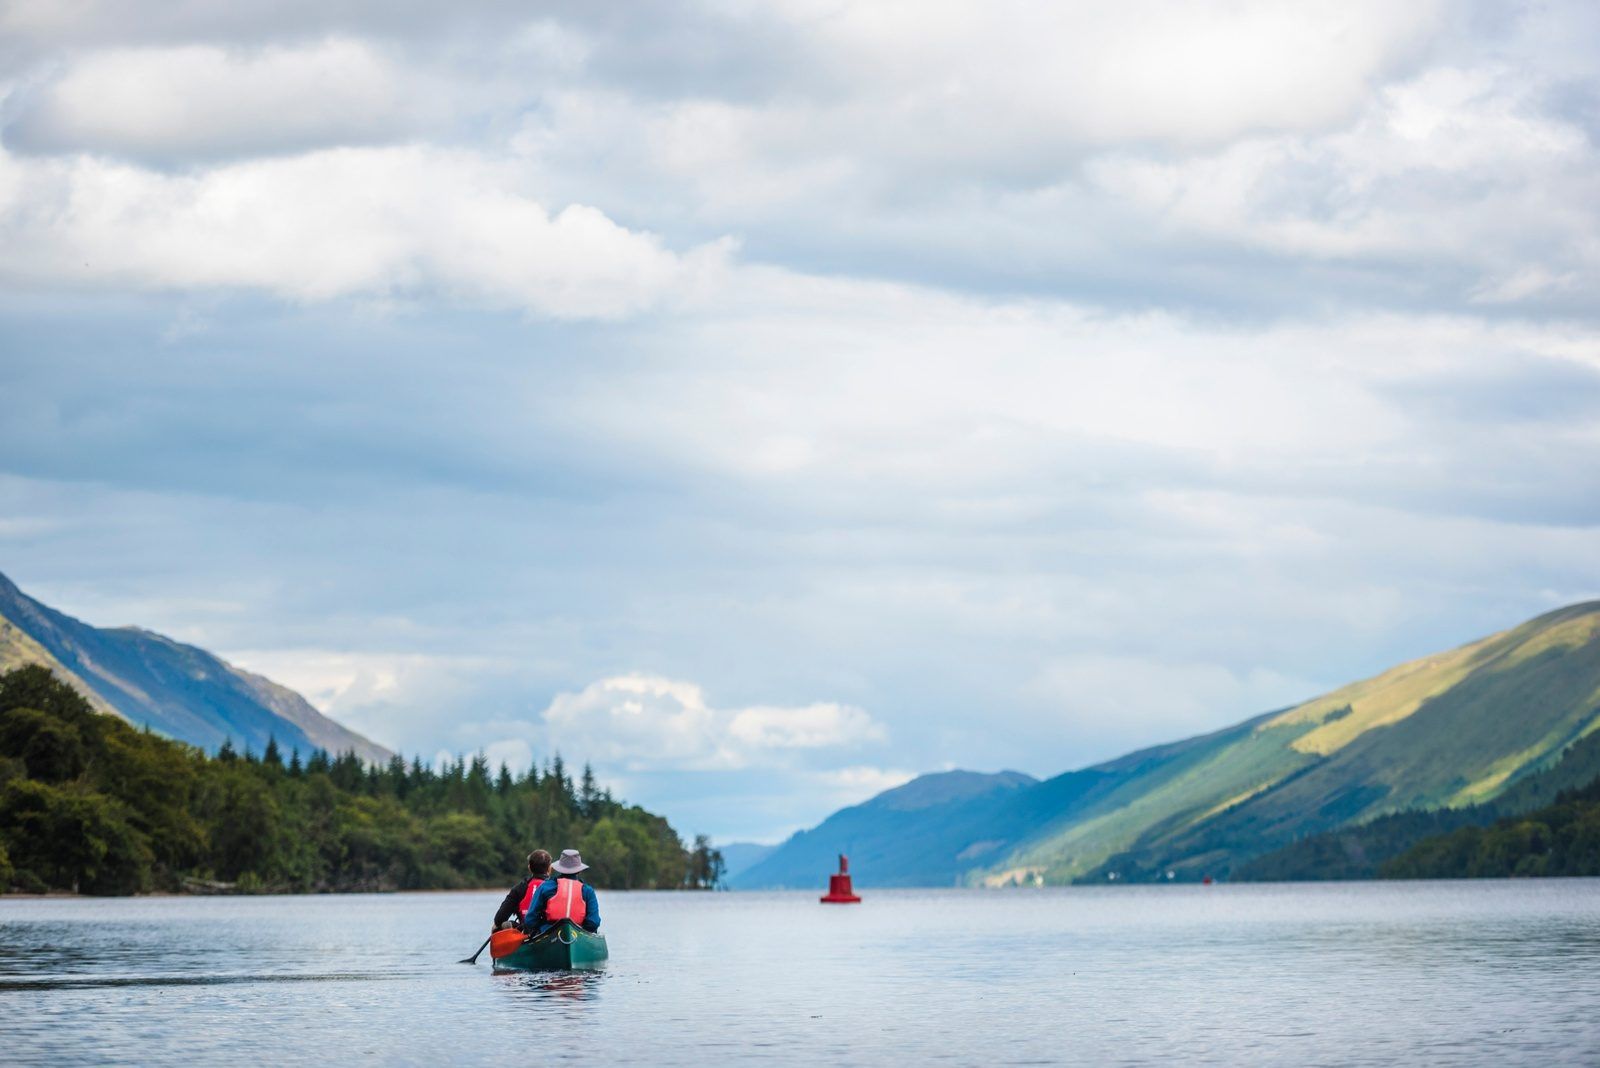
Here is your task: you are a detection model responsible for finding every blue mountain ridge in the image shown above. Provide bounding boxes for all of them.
[730,769,1038,888]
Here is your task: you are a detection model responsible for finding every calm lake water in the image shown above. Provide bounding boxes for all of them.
[3,880,1599,1065]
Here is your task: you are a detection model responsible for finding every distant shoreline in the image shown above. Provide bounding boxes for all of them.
[1,887,504,899]
[1,886,722,900]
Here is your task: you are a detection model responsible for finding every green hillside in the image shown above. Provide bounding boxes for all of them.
[743,601,1600,887]
[1002,602,1600,883]
[1234,727,1600,880]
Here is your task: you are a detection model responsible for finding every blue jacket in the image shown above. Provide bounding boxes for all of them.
[525,876,601,933]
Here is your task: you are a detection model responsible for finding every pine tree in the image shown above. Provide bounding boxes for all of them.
[580,763,600,818]
[387,755,408,799]
[466,752,492,812]
[263,736,283,768]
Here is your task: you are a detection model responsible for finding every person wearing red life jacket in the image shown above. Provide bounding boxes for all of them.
[492,849,553,931]
[525,848,601,934]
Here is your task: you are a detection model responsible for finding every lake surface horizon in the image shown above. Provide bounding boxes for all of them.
[3,880,1598,1065]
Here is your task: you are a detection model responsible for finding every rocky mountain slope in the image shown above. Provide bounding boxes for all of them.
[0,571,391,763]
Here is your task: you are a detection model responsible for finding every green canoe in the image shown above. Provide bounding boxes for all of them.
[491,920,609,972]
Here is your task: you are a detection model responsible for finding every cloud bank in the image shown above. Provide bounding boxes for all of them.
[541,675,883,772]
[2,1,1598,839]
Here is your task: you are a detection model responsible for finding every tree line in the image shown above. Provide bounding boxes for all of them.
[1379,775,1600,879]
[1235,729,1600,882]
[0,665,724,895]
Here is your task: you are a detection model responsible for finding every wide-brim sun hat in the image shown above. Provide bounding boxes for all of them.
[552,849,589,874]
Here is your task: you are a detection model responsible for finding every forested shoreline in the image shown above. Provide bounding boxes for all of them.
[1235,729,1600,882]
[1379,777,1600,879]
[0,666,722,896]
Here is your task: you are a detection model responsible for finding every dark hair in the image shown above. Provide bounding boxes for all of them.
[528,849,552,875]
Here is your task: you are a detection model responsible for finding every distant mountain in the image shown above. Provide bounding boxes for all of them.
[731,770,1037,888]
[744,602,1600,886]
[717,842,778,881]
[0,571,391,763]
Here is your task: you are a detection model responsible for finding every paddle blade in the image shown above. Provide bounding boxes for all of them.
[488,929,526,959]
[460,935,492,964]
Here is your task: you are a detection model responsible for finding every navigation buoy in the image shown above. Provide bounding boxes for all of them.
[820,853,861,904]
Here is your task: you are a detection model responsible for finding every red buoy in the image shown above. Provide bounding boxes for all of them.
[821,853,861,904]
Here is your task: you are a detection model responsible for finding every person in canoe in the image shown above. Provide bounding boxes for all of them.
[492,849,553,932]
[524,848,601,935]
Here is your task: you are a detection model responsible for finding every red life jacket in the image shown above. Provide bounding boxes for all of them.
[543,876,588,926]
[517,877,542,919]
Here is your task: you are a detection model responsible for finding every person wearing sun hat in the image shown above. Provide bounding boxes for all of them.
[525,848,602,934]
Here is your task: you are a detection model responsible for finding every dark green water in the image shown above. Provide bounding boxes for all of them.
[2,880,1598,1064]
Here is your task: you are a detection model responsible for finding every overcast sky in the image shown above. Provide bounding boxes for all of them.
[2,1,1598,842]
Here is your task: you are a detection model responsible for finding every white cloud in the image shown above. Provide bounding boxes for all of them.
[727,704,885,750]
[804,0,1440,148]
[519,0,1440,202]
[2,3,1593,320]
[1026,653,1322,748]
[1082,63,1599,293]
[484,737,534,775]
[563,269,1600,499]
[541,674,883,771]
[815,765,916,799]
[8,39,419,160]
[222,648,499,749]
[0,144,731,317]
[225,649,468,712]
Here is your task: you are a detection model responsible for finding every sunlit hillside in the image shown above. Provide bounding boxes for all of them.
[740,603,1600,886]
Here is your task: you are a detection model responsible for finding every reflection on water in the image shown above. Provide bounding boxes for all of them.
[494,969,606,1003]
[0,972,394,991]
[2,880,1599,1065]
